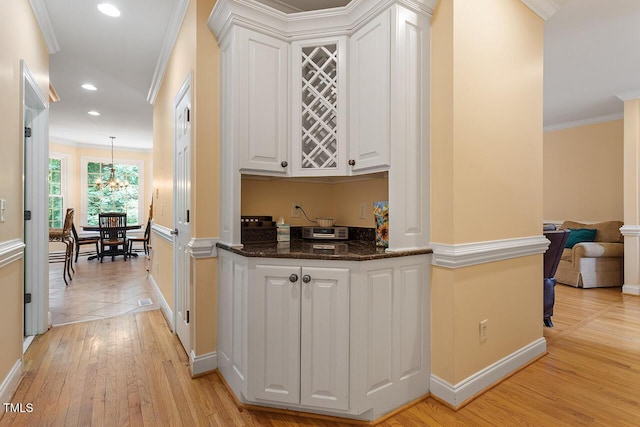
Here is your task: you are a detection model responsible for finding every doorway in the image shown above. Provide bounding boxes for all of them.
[22,61,50,343]
[173,74,192,354]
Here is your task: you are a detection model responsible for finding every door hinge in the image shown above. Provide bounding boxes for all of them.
[24,211,32,221]
[186,310,190,324]
[187,108,190,122]
[24,127,32,138]
[186,210,190,223]
[24,293,32,304]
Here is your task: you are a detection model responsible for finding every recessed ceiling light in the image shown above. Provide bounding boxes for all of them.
[88,111,101,116]
[98,3,121,17]
[81,83,97,91]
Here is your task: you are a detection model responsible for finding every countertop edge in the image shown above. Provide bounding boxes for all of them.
[216,242,432,261]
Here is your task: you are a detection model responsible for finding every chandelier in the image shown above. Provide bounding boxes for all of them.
[95,136,129,191]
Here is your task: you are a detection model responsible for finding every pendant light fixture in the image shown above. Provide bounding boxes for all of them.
[95,136,129,191]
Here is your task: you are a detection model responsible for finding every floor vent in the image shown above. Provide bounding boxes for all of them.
[138,298,153,307]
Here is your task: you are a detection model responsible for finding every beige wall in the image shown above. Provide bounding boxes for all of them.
[241,175,388,228]
[0,0,49,395]
[151,0,218,357]
[543,120,623,222]
[430,0,544,385]
[49,141,153,226]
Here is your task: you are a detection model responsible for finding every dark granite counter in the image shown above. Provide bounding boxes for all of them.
[217,240,432,261]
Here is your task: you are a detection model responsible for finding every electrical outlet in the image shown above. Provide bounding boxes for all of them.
[479,319,489,342]
[291,202,301,218]
[359,202,367,219]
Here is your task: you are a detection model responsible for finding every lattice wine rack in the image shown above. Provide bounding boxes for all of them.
[301,44,338,169]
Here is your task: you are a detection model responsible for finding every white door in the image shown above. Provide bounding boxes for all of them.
[174,77,192,354]
[250,264,301,404]
[300,267,350,410]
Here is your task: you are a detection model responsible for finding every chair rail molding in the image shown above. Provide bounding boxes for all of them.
[620,225,640,237]
[151,222,174,243]
[431,236,550,269]
[0,239,26,270]
[188,237,219,258]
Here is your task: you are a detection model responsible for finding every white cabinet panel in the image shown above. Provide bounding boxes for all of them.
[238,28,289,174]
[349,9,391,173]
[251,265,301,404]
[300,267,350,410]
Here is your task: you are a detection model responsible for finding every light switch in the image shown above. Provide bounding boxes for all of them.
[0,199,6,222]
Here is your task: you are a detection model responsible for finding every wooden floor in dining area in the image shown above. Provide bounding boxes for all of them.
[4,283,640,426]
[49,251,159,325]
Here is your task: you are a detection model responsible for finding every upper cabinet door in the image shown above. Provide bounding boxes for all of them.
[291,37,348,176]
[348,9,391,174]
[237,28,289,174]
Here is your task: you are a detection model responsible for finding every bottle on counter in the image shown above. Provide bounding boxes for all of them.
[276,216,290,242]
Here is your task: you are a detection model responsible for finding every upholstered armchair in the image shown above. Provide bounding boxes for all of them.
[556,221,624,288]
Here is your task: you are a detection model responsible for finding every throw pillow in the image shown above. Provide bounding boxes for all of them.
[565,228,597,248]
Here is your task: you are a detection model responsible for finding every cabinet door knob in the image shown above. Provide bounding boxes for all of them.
[348,159,356,166]
[302,274,311,283]
[281,161,288,168]
[289,274,298,283]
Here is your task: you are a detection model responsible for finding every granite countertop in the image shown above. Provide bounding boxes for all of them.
[217,239,432,261]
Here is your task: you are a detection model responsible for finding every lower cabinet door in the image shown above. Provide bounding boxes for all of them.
[251,265,301,404]
[300,267,350,410]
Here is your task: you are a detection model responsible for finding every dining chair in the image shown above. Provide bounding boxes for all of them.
[128,219,151,256]
[98,212,128,262]
[49,208,75,285]
[72,223,100,262]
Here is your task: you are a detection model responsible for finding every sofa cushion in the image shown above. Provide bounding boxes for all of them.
[560,220,623,243]
[565,228,597,248]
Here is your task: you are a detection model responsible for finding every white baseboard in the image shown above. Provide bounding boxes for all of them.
[622,284,640,295]
[190,350,217,376]
[430,338,547,407]
[0,359,22,404]
[149,274,174,331]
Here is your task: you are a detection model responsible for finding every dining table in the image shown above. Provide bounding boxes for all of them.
[82,224,143,260]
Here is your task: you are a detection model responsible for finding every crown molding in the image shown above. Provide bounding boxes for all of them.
[431,236,549,269]
[519,0,560,21]
[543,113,623,132]
[29,0,60,54]
[616,89,640,102]
[147,0,191,104]
[209,0,436,42]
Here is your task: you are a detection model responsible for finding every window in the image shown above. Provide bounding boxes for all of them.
[48,158,64,228]
[86,161,140,226]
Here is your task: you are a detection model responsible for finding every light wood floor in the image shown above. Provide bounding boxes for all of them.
[48,252,159,326]
[4,281,640,425]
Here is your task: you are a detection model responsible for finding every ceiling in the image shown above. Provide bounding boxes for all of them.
[41,0,640,150]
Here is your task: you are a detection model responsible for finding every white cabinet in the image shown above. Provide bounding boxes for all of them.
[236,28,289,174]
[250,264,350,410]
[349,9,391,173]
[217,249,431,421]
[291,37,348,176]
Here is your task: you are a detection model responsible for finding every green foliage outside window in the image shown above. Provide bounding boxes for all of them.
[87,162,139,226]
[48,158,63,228]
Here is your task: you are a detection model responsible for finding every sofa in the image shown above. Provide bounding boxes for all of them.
[556,220,624,288]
